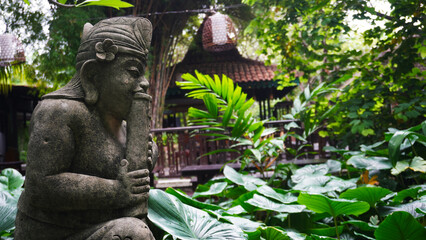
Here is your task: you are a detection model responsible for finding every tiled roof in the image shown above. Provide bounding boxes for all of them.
[172,48,277,86]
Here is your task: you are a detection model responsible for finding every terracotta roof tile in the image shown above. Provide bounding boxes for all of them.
[171,48,277,87]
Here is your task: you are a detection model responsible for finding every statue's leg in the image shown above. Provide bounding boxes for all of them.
[67,217,154,240]
[15,210,76,240]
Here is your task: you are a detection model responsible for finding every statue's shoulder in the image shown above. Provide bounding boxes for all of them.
[32,99,89,124]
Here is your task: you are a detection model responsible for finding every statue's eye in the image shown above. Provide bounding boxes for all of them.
[127,67,140,78]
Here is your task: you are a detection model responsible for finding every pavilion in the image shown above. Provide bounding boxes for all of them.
[164,13,294,127]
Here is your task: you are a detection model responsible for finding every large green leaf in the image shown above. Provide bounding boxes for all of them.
[192,182,228,199]
[0,191,18,232]
[222,216,263,233]
[226,205,246,215]
[393,186,425,203]
[292,176,356,194]
[388,130,412,166]
[246,194,306,213]
[391,156,426,175]
[148,189,245,240]
[298,193,370,217]
[307,225,344,237]
[77,0,134,9]
[0,168,24,192]
[232,191,257,213]
[342,220,378,232]
[223,165,266,191]
[291,164,329,183]
[347,155,392,170]
[259,226,290,240]
[306,235,336,240]
[256,185,298,204]
[374,211,426,240]
[381,200,426,219]
[340,186,393,207]
[165,188,222,211]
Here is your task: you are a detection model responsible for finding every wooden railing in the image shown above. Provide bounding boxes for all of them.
[151,120,331,178]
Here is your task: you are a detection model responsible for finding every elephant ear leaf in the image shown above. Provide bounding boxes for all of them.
[374,211,426,240]
[259,226,291,240]
[340,187,392,207]
[0,191,18,232]
[298,193,370,217]
[1,168,24,192]
[148,189,245,240]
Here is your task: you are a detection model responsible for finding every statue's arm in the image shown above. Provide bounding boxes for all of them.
[24,101,147,211]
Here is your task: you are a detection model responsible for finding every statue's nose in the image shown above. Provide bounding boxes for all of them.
[133,77,149,93]
[140,77,149,92]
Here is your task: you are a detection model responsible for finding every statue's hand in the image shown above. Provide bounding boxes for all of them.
[117,159,150,207]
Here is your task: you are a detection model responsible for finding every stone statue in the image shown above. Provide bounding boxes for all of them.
[15,17,158,240]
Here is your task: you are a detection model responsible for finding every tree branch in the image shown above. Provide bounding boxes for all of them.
[48,0,75,8]
[373,10,394,21]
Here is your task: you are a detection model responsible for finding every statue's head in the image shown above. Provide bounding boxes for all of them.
[44,17,152,119]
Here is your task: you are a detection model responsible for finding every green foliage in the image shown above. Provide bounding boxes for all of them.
[22,0,133,9]
[243,0,425,149]
[148,120,425,240]
[223,165,266,191]
[331,121,426,191]
[340,187,392,208]
[297,193,370,217]
[33,7,107,89]
[393,185,425,203]
[0,0,47,45]
[192,182,228,199]
[75,0,134,9]
[0,65,23,94]
[0,169,25,237]
[148,189,246,240]
[374,211,426,240]
[283,82,339,139]
[259,226,290,240]
[246,194,305,213]
[148,162,424,240]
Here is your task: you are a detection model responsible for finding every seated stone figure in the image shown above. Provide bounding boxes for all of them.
[15,17,157,240]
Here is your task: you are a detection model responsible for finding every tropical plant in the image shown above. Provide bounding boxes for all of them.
[148,163,426,240]
[281,81,341,140]
[176,71,304,177]
[326,120,426,189]
[0,168,25,238]
[147,119,425,239]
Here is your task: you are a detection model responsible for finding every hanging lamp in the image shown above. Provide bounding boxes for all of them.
[202,12,237,52]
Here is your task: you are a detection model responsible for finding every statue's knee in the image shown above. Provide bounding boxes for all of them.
[105,218,154,240]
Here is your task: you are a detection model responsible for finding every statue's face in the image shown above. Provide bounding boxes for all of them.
[95,54,148,120]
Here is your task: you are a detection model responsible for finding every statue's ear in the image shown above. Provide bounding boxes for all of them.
[81,23,93,42]
[80,60,99,105]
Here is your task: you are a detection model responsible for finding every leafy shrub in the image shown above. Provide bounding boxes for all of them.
[0,168,24,238]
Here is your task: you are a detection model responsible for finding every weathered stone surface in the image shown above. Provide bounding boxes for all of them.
[15,17,157,240]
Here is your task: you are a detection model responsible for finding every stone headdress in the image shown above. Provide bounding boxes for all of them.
[43,17,152,101]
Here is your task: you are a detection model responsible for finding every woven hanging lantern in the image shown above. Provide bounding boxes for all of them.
[202,13,237,52]
[0,34,26,67]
